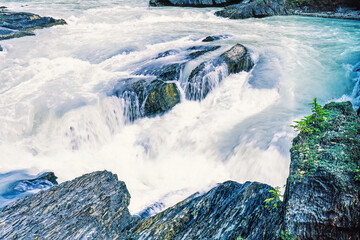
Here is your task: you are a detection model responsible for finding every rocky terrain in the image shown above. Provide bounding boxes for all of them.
[0,101,358,239]
[149,0,360,20]
[0,7,66,41]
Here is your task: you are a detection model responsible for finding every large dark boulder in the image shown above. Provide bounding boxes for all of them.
[215,0,291,19]
[149,0,242,7]
[186,43,253,100]
[0,171,133,239]
[283,101,360,239]
[130,181,282,239]
[0,8,66,40]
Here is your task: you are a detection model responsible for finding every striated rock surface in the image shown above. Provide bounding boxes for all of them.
[283,101,360,239]
[149,0,241,7]
[0,171,132,239]
[215,0,291,19]
[0,7,66,40]
[186,43,254,100]
[130,181,282,240]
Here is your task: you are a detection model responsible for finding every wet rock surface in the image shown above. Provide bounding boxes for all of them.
[0,103,359,239]
[149,0,241,7]
[0,171,132,240]
[215,0,291,19]
[283,101,360,239]
[0,7,66,40]
[130,181,282,240]
[186,43,254,100]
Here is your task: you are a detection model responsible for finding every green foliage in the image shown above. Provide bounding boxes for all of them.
[353,169,360,182]
[280,230,294,240]
[237,237,245,240]
[291,98,330,135]
[264,186,282,211]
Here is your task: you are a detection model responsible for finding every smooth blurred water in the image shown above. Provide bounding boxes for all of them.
[0,0,359,213]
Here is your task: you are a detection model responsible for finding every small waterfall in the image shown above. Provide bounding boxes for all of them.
[185,61,229,101]
[121,90,142,123]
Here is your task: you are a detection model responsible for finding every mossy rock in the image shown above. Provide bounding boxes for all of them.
[144,80,180,116]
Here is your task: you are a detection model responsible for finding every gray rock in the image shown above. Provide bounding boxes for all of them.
[283,101,360,239]
[202,34,231,42]
[0,171,132,240]
[215,0,291,19]
[130,181,282,240]
[149,0,242,7]
[0,45,2,51]
[186,43,254,101]
[0,10,66,40]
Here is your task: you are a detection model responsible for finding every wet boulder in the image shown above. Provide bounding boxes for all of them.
[202,34,231,42]
[215,0,291,19]
[0,9,66,40]
[149,0,242,7]
[113,78,180,119]
[186,43,253,101]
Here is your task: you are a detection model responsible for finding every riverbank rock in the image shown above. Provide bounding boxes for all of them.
[130,181,282,239]
[0,9,66,40]
[149,0,241,7]
[186,43,253,100]
[0,171,132,239]
[283,101,360,239]
[215,0,291,19]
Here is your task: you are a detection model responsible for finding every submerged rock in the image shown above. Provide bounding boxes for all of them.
[186,43,254,100]
[149,0,241,7]
[0,10,66,40]
[0,171,132,239]
[130,181,282,240]
[283,101,360,239]
[215,0,291,19]
[0,45,2,51]
[202,34,231,42]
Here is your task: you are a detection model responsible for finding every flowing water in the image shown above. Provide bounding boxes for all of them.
[0,0,359,213]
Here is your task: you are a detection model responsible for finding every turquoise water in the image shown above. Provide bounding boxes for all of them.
[0,0,359,213]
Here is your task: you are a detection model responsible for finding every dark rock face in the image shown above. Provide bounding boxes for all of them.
[149,0,242,7]
[215,0,291,19]
[130,181,282,240]
[0,45,2,51]
[292,0,360,12]
[202,34,231,42]
[0,8,66,40]
[186,43,253,100]
[283,101,360,239]
[0,171,132,239]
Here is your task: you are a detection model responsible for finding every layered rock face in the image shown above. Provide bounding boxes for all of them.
[130,181,282,240]
[149,0,241,7]
[283,101,360,239]
[0,7,66,40]
[0,171,132,239]
[215,0,291,19]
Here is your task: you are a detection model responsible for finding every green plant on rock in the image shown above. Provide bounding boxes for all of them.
[354,169,360,182]
[291,98,330,135]
[264,186,282,211]
[280,230,294,240]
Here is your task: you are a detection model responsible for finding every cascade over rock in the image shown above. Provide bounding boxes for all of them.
[0,102,359,240]
[186,43,254,101]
